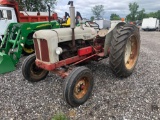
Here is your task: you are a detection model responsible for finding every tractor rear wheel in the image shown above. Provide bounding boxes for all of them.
[22,54,49,82]
[63,66,93,107]
[109,24,140,77]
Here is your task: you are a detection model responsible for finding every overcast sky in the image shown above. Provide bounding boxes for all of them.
[54,0,160,19]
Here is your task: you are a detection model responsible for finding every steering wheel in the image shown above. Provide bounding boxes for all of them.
[57,17,64,24]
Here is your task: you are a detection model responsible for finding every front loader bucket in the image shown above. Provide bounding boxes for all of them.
[0,53,15,74]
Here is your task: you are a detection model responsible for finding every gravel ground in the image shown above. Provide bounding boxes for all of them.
[0,31,160,120]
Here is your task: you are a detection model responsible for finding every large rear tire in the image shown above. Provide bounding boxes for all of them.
[109,24,140,77]
[63,66,93,107]
[22,54,49,82]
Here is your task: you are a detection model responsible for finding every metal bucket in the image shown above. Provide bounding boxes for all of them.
[0,52,15,74]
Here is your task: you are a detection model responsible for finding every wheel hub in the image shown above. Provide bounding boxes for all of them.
[125,39,132,64]
[75,80,85,93]
[30,63,44,75]
[125,35,138,70]
[74,77,89,99]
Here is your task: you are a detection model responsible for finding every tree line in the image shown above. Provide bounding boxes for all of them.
[91,2,160,22]
[15,0,159,22]
[126,2,160,22]
[15,0,56,12]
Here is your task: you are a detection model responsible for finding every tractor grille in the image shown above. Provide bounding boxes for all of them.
[40,39,49,62]
[34,39,50,62]
[34,38,40,59]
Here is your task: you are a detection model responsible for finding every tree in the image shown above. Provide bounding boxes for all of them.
[15,0,56,12]
[126,2,160,22]
[110,13,121,20]
[44,0,56,10]
[92,5,104,19]
[137,8,145,20]
[147,12,157,18]
[156,10,160,19]
[15,0,24,11]
[127,2,139,21]
[90,16,94,21]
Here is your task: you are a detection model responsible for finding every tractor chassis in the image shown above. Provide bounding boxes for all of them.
[36,48,105,78]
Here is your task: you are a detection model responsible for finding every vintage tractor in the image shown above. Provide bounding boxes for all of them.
[22,1,140,107]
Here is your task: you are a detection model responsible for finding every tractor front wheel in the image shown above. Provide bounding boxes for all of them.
[22,54,49,82]
[109,24,140,77]
[63,66,93,107]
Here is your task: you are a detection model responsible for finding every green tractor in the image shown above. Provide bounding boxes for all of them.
[0,21,60,74]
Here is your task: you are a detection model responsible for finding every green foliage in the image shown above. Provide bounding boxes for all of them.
[136,8,145,20]
[156,10,160,19]
[90,16,94,21]
[110,13,121,20]
[92,5,104,19]
[15,0,56,12]
[146,12,157,18]
[127,2,160,22]
[127,2,139,21]
[52,112,68,120]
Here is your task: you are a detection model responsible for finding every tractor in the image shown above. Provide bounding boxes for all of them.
[22,1,140,107]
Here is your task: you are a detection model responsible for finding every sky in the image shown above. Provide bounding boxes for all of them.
[54,0,160,20]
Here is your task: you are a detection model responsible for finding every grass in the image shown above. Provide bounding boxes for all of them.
[52,112,68,120]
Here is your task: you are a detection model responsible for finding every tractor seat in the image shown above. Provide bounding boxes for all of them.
[62,18,71,27]
[97,29,108,37]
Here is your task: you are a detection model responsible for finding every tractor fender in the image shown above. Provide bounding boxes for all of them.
[104,22,126,56]
[33,30,59,63]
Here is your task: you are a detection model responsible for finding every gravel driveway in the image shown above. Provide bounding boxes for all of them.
[0,31,160,120]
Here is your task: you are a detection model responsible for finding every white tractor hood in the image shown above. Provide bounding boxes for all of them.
[33,26,97,43]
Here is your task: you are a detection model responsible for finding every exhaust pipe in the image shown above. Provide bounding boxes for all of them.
[47,4,51,22]
[68,1,75,47]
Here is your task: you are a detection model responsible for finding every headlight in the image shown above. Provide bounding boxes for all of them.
[20,43,24,47]
[55,47,63,55]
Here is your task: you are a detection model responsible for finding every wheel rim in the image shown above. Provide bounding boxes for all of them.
[125,35,138,70]
[74,77,90,99]
[30,62,46,78]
